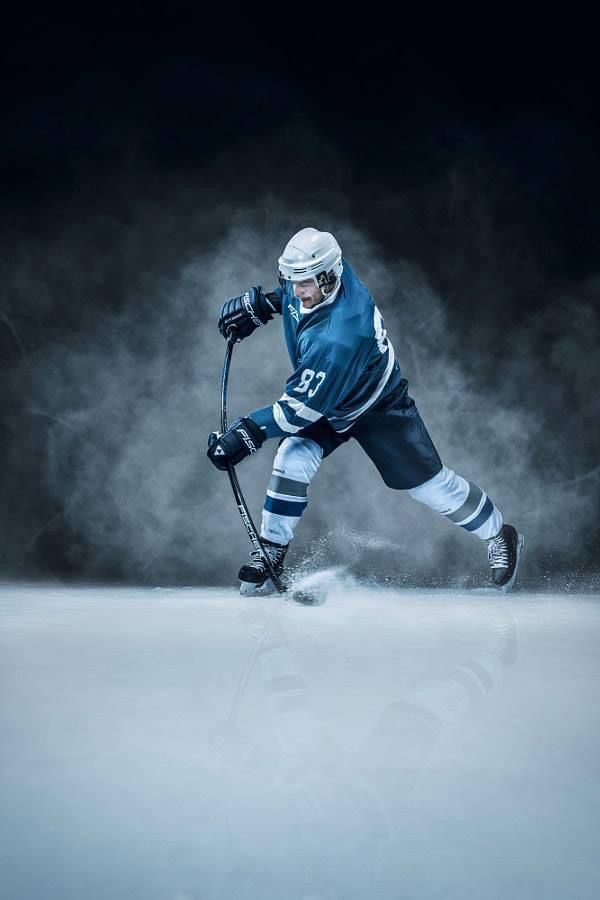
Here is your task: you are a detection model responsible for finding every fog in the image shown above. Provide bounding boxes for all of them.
[2,98,599,587]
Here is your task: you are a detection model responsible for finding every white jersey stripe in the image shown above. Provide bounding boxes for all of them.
[273,402,304,434]
[279,394,323,423]
[332,342,396,432]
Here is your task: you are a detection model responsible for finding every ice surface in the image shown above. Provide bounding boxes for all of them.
[1,579,599,899]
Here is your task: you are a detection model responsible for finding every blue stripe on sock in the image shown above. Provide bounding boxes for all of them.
[264,495,308,518]
[462,497,494,532]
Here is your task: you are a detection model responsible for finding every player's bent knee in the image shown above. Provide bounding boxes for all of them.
[273,437,323,484]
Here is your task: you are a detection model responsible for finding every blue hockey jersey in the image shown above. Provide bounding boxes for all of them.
[249,258,403,439]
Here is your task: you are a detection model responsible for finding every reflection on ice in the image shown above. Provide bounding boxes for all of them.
[1,581,599,899]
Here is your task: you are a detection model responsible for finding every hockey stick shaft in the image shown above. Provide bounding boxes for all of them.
[221,330,286,594]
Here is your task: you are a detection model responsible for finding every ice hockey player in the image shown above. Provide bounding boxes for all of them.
[208,228,524,594]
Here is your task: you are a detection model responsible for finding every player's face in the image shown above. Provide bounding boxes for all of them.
[293,278,324,309]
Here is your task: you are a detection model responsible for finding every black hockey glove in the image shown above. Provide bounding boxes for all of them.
[218,287,277,342]
[207,417,265,470]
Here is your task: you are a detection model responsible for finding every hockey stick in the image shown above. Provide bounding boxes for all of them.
[221,328,286,594]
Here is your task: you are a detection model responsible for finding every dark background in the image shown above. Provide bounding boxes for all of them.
[2,8,599,586]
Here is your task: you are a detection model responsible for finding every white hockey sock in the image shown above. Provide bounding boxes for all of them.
[408,465,503,540]
[261,437,323,545]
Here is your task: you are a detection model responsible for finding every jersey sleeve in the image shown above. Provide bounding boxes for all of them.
[249,336,364,439]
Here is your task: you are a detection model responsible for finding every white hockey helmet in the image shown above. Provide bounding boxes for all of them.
[278,227,343,293]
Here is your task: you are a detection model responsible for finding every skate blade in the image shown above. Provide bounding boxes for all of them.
[239,579,278,597]
[499,533,525,594]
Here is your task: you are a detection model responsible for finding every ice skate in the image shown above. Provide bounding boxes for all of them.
[486,524,524,593]
[238,538,289,596]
